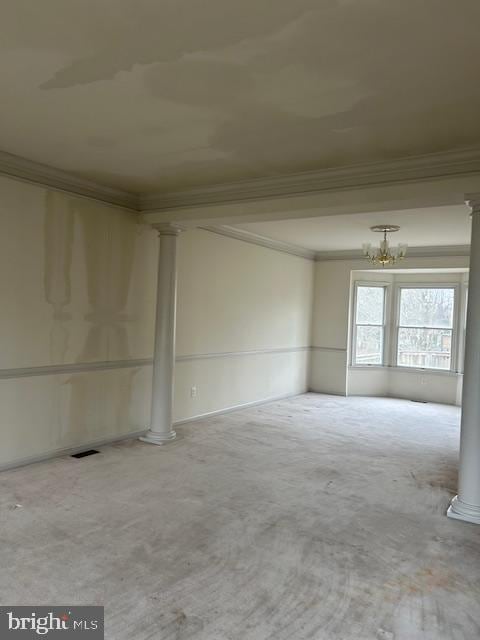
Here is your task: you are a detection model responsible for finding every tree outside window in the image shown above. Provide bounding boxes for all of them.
[397,287,454,370]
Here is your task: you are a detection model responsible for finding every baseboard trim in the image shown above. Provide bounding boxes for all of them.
[307,388,347,397]
[174,391,304,425]
[0,392,305,472]
[0,429,148,472]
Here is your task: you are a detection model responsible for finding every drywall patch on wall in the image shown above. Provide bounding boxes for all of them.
[0,175,156,466]
[0,185,314,467]
[0,365,152,468]
[0,175,157,371]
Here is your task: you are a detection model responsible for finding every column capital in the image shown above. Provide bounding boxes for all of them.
[151,223,185,236]
[465,193,480,215]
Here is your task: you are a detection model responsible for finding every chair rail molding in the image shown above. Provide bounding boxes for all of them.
[0,359,153,380]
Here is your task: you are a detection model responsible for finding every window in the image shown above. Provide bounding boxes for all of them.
[396,287,455,370]
[353,285,386,365]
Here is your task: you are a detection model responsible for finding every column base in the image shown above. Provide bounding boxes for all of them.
[447,495,480,525]
[139,429,177,446]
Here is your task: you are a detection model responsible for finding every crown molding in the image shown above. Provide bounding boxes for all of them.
[201,224,317,260]
[315,244,470,261]
[140,147,480,213]
[200,225,469,262]
[2,146,480,215]
[0,150,139,210]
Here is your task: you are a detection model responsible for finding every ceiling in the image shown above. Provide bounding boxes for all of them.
[1,1,480,193]
[232,205,472,251]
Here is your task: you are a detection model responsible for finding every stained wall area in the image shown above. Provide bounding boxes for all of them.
[0,176,314,467]
[0,176,157,467]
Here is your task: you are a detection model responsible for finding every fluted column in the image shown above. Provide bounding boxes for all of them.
[141,223,182,445]
[448,195,480,524]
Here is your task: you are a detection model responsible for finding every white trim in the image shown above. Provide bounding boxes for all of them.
[315,245,470,261]
[0,358,153,380]
[176,346,310,362]
[200,225,316,260]
[0,392,302,472]
[140,147,480,212]
[0,429,148,472]
[200,227,469,263]
[174,392,302,425]
[0,349,310,379]
[1,145,480,231]
[393,283,459,372]
[457,280,469,373]
[348,364,462,377]
[0,150,138,210]
[311,346,347,353]
[351,282,389,367]
[349,276,466,374]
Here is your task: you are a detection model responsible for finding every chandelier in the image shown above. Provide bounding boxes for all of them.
[362,225,407,267]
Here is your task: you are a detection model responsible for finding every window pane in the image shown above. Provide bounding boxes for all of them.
[397,327,452,370]
[399,288,454,328]
[355,325,383,365]
[356,286,385,325]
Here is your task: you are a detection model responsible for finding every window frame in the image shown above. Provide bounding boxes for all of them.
[392,283,460,373]
[458,279,468,373]
[351,281,389,367]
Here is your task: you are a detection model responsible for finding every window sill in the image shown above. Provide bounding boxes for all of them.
[349,365,462,377]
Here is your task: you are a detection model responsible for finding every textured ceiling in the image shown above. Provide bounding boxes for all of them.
[1,1,480,193]
[233,206,472,251]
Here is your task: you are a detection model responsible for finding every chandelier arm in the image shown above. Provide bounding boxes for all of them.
[362,224,407,267]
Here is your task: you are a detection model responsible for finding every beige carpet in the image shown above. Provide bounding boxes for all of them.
[1,393,479,639]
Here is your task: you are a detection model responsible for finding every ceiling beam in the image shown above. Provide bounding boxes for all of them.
[140,147,480,214]
[2,147,480,226]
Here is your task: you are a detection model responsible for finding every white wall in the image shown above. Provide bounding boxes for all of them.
[348,270,466,405]
[0,176,158,467]
[0,178,314,467]
[3,171,465,469]
[311,256,469,403]
[174,229,314,421]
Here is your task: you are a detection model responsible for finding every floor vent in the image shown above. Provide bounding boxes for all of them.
[410,399,428,403]
[71,449,100,459]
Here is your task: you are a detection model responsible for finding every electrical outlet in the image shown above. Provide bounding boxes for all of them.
[190,386,197,398]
